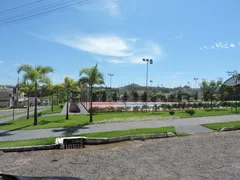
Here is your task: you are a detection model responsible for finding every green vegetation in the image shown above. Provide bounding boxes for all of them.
[0,126,175,148]
[40,106,62,116]
[0,108,234,131]
[80,126,175,138]
[202,121,240,131]
[0,137,56,148]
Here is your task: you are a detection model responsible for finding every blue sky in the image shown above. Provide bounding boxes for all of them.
[0,0,240,88]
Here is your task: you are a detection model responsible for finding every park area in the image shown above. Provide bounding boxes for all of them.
[1,131,240,180]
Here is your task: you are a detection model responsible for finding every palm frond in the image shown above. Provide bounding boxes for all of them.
[17,64,33,74]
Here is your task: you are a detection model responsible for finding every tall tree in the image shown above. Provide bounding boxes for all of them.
[79,64,104,122]
[18,82,34,119]
[63,76,78,120]
[201,79,222,108]
[17,65,54,125]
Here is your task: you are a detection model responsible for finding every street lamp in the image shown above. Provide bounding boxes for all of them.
[187,82,190,93]
[142,58,153,105]
[108,73,114,89]
[194,78,199,90]
[150,80,153,91]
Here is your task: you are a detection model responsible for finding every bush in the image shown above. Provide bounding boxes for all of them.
[133,106,140,112]
[169,110,175,115]
[37,112,42,117]
[185,109,195,116]
[59,104,64,108]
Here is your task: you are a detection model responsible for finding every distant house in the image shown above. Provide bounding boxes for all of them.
[0,89,13,107]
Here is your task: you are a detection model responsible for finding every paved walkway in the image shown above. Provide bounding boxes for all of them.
[0,107,47,124]
[0,115,240,141]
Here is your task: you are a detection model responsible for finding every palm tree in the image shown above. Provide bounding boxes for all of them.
[79,64,104,122]
[18,82,34,119]
[63,76,78,120]
[17,64,54,125]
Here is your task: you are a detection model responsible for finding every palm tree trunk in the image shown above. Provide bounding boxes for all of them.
[51,92,54,112]
[27,93,30,119]
[66,90,69,120]
[90,86,93,123]
[34,82,38,126]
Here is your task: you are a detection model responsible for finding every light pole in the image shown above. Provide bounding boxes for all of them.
[142,58,153,105]
[194,78,199,90]
[187,82,190,93]
[108,73,114,89]
[150,80,153,91]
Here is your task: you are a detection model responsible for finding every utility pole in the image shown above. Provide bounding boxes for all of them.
[187,82,190,93]
[142,59,153,105]
[108,73,114,89]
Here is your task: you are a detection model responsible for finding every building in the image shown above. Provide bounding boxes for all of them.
[222,76,240,101]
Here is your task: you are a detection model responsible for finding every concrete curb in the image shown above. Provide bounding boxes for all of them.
[85,132,175,145]
[220,126,240,132]
[0,144,60,153]
[0,132,176,153]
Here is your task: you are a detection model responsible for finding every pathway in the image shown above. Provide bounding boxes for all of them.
[0,115,240,141]
[0,107,47,124]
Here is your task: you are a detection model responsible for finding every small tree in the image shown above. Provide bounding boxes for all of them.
[122,92,128,102]
[177,91,182,102]
[133,91,139,101]
[194,92,198,101]
[112,91,118,102]
[102,91,107,102]
[141,92,147,102]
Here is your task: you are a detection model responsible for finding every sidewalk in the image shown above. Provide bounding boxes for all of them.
[1,115,240,141]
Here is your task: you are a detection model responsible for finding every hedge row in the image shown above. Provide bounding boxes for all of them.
[90,101,240,114]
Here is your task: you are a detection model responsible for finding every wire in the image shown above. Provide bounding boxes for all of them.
[0,0,97,26]
[0,0,75,21]
[0,0,45,14]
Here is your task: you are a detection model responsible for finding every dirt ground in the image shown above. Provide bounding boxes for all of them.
[1,131,240,180]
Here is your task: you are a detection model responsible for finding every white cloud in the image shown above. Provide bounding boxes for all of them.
[108,59,125,64]
[55,35,133,57]
[201,41,238,51]
[103,0,120,18]
[30,32,163,64]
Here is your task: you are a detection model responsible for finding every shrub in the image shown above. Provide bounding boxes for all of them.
[169,110,175,115]
[37,112,42,117]
[59,104,64,108]
[133,106,140,112]
[185,109,195,116]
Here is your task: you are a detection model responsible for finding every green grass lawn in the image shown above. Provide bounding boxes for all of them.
[0,126,175,148]
[80,126,175,138]
[40,106,62,115]
[0,108,234,131]
[202,121,240,131]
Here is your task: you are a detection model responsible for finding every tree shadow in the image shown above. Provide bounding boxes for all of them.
[0,124,32,137]
[38,119,65,125]
[51,125,89,136]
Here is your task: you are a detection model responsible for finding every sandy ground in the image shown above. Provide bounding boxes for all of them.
[1,131,240,180]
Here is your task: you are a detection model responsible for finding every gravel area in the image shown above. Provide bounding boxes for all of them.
[1,131,240,180]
